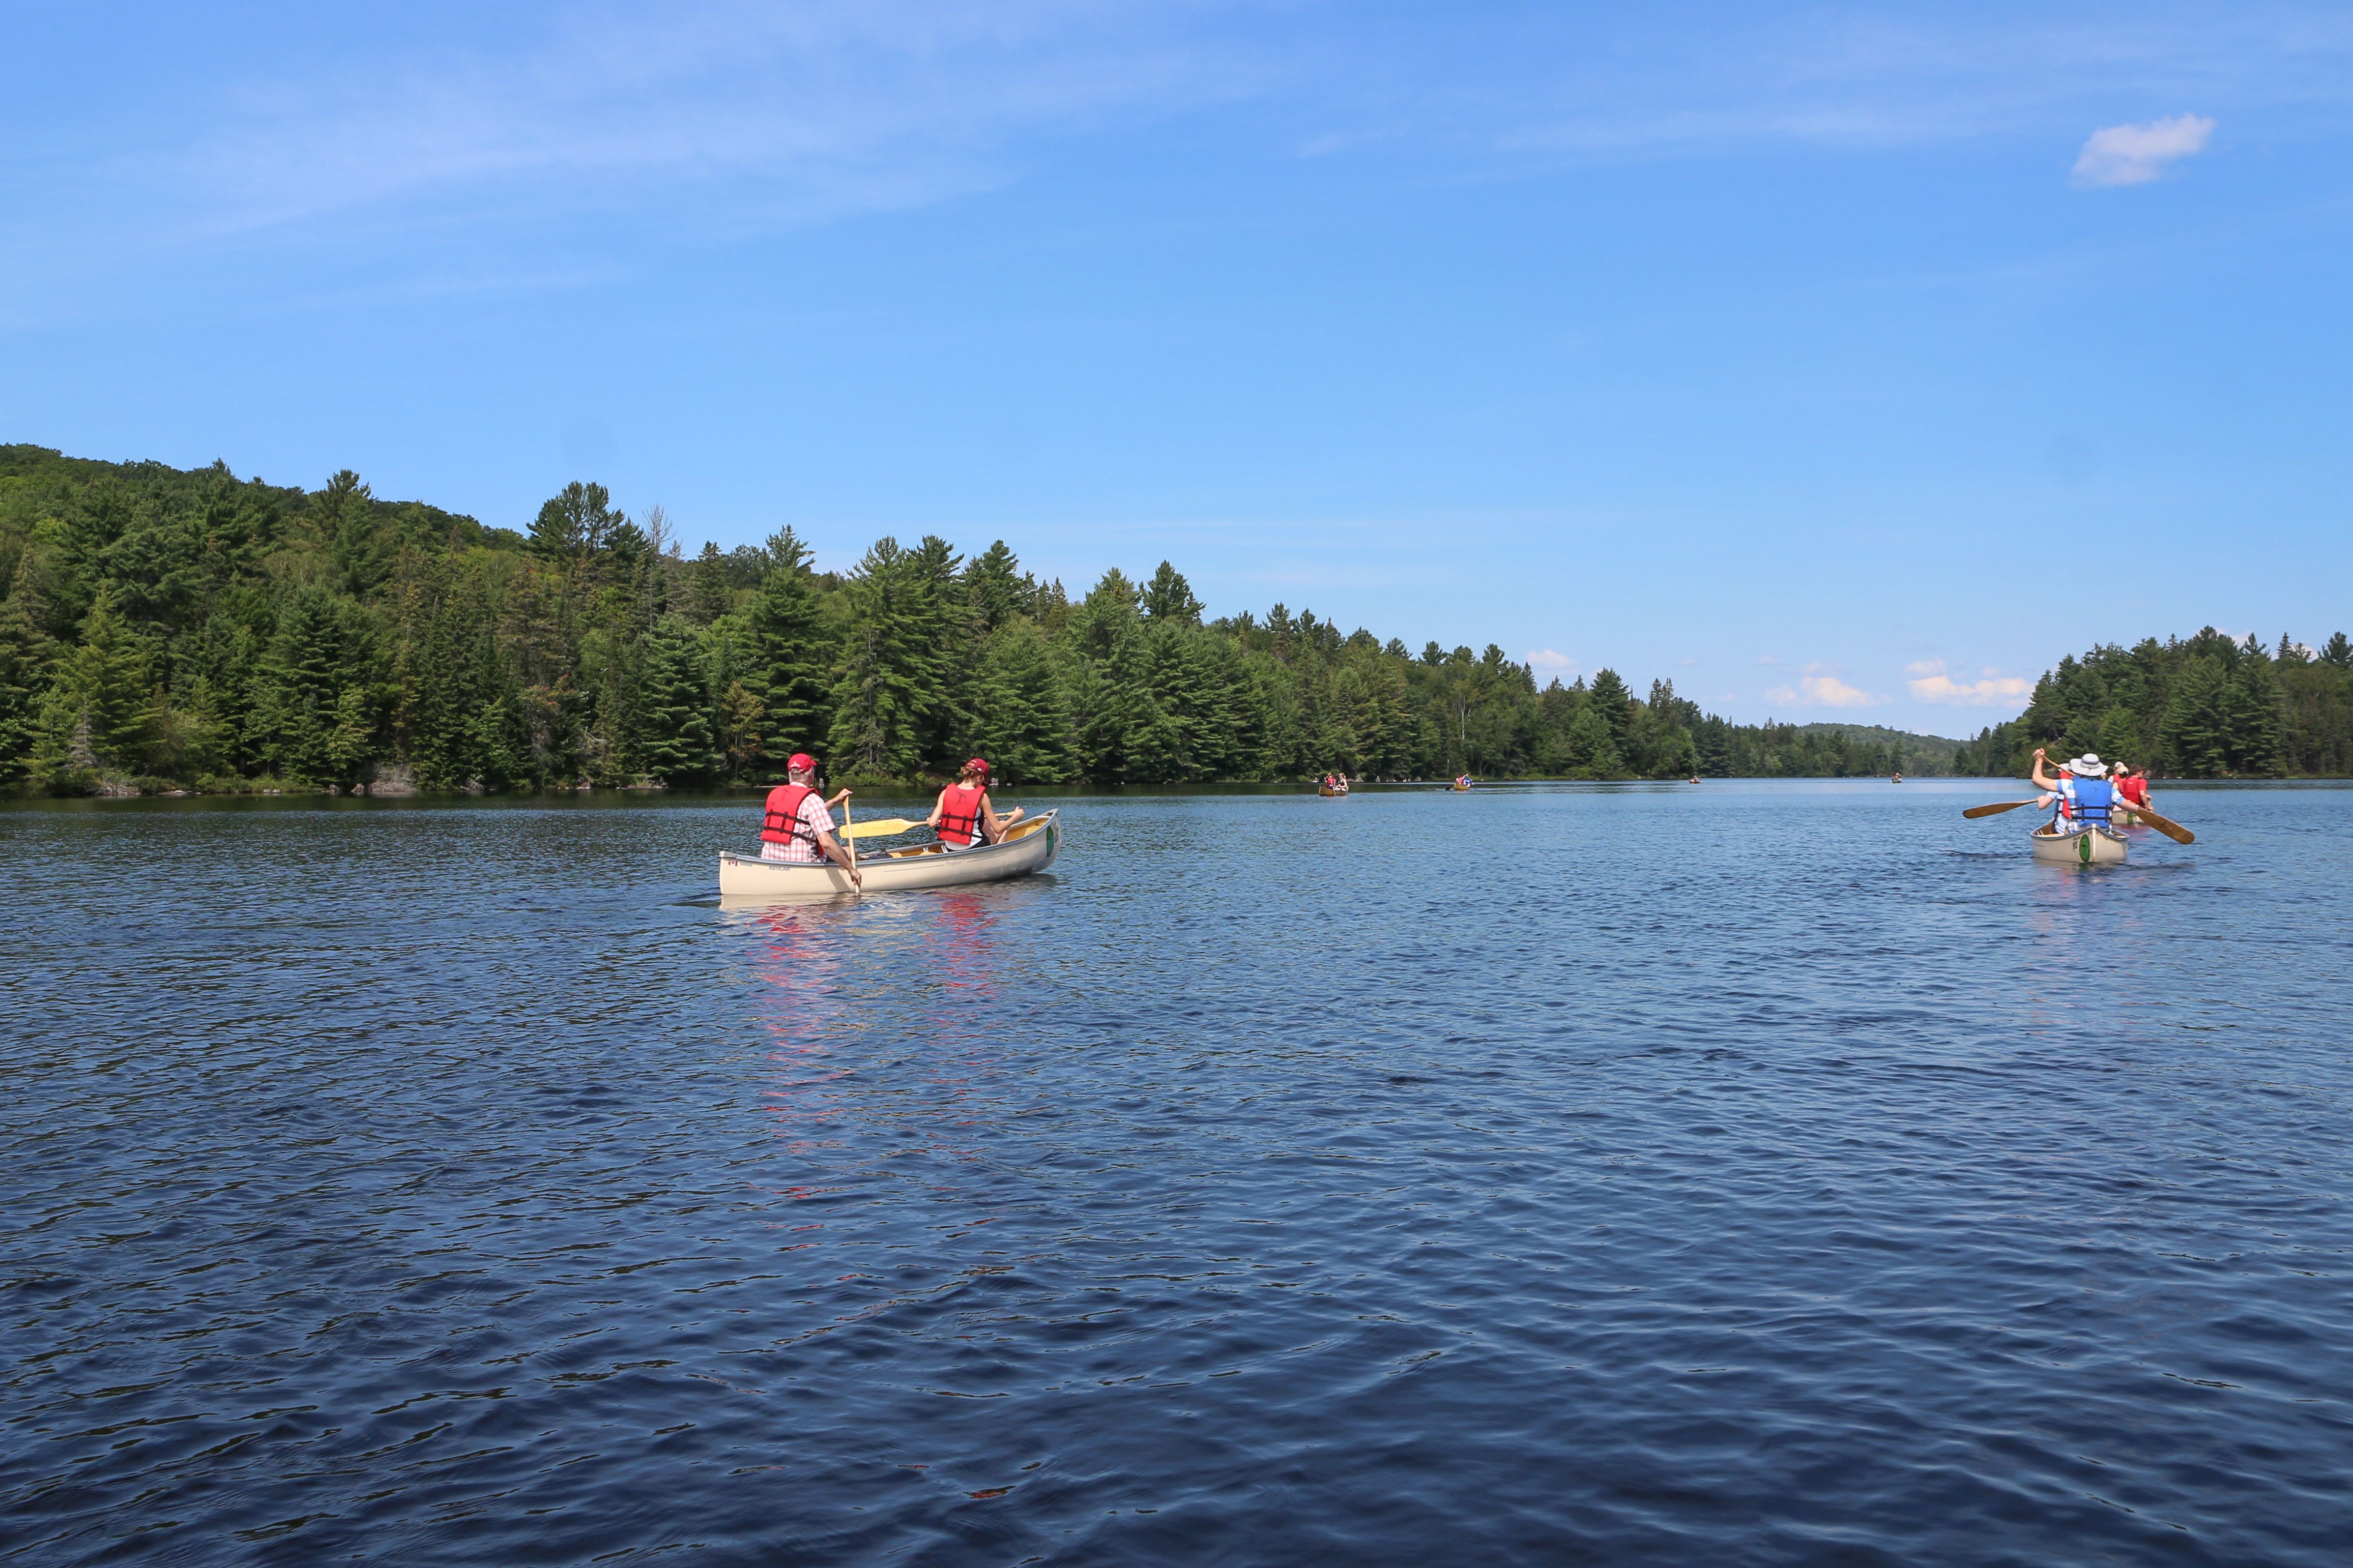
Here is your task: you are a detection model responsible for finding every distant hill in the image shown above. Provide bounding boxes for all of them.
[1791,724,1967,768]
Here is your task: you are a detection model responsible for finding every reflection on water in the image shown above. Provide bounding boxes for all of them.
[4,781,2351,1566]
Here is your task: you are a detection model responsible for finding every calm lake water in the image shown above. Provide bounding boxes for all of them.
[5,780,2350,1566]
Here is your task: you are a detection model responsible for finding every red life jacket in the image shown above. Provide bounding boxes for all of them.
[761,783,818,848]
[937,783,987,846]
[2121,776,2149,806]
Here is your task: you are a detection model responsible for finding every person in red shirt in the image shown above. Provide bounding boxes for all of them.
[926,758,1021,848]
[2115,764,2153,821]
[758,752,860,883]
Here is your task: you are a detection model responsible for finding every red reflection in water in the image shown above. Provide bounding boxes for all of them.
[746,904,853,1167]
[745,893,1014,1173]
[739,894,1033,1353]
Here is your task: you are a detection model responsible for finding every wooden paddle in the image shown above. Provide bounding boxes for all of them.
[2123,804,2195,845]
[842,817,920,840]
[1964,794,2196,845]
[1961,799,2043,818]
[842,794,860,892]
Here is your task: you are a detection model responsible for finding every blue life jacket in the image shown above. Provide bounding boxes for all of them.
[2058,776,2114,830]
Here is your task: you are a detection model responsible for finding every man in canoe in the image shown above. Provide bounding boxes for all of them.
[760,752,860,884]
[927,757,1021,848]
[2030,749,2118,836]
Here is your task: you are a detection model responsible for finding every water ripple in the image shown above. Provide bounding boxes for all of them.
[4,782,2350,1565]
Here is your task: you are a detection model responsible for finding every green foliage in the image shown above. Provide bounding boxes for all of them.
[1953,628,2345,778]
[640,616,715,785]
[34,590,154,785]
[746,527,830,773]
[18,444,2340,794]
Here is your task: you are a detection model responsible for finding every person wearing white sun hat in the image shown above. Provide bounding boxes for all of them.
[2029,748,2118,835]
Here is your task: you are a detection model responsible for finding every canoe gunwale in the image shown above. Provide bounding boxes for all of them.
[718,809,1060,898]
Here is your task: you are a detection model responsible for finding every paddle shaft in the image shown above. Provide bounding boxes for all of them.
[844,794,859,890]
[1965,793,2194,844]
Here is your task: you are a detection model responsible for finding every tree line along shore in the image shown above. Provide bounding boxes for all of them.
[1,446,2345,797]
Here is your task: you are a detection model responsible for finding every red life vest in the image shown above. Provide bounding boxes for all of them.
[2120,776,2149,806]
[937,783,987,846]
[761,784,818,848]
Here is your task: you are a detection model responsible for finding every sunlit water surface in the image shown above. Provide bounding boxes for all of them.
[5,781,2350,1566]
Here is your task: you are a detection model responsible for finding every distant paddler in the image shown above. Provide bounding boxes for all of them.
[928,757,1022,848]
[2114,763,2153,823]
[759,751,860,886]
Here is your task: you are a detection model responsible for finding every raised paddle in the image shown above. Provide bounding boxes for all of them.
[1963,795,2196,845]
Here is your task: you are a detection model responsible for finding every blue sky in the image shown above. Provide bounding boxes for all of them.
[5,2,2348,733]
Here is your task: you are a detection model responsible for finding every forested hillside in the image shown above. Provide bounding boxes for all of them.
[1950,630,2353,779]
[3,446,1964,793]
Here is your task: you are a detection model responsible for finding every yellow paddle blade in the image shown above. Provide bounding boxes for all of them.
[2127,805,2195,845]
[1961,800,2042,819]
[843,817,920,840]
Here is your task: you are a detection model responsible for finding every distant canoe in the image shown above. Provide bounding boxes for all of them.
[1319,783,1349,797]
[719,811,1061,898]
[1450,783,1472,792]
[2031,824,2127,865]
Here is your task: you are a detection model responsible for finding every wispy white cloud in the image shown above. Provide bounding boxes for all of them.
[1526,647,1575,672]
[168,2,1246,240]
[2073,112,2215,186]
[1905,659,2033,706]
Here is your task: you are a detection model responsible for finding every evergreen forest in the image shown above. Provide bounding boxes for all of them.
[3,447,2340,795]
[1949,628,2353,779]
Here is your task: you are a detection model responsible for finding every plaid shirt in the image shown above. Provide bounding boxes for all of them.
[760,793,837,863]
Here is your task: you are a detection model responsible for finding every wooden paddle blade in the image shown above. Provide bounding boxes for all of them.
[2130,806,2195,845]
[1961,800,2042,819]
[843,817,919,840]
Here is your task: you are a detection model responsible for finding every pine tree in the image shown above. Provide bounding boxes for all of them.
[35,593,156,782]
[0,551,57,785]
[2159,659,2229,777]
[1142,561,1203,625]
[964,541,1027,633]
[1562,702,1622,779]
[250,589,358,784]
[1587,668,1633,748]
[2096,707,2145,770]
[747,527,832,772]
[316,470,394,598]
[2222,654,2284,777]
[827,538,940,779]
[970,620,1074,782]
[640,616,715,784]
[688,542,732,625]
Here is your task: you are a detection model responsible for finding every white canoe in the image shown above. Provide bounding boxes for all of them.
[718,810,1061,899]
[2030,824,2128,865]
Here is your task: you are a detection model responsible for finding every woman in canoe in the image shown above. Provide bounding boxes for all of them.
[927,757,1022,848]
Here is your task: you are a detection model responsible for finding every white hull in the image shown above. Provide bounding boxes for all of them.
[2030,824,2128,865]
[719,811,1060,899]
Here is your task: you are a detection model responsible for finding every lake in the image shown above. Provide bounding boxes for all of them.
[5,780,2350,1565]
